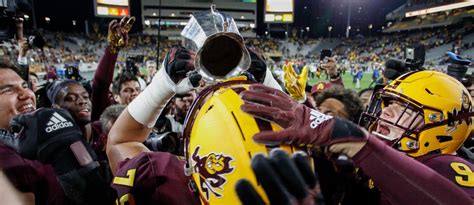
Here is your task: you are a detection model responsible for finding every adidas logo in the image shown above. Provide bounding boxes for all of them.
[309,109,332,129]
[45,112,74,133]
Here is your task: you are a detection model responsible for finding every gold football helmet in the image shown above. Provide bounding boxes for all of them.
[182,77,308,204]
[361,71,473,157]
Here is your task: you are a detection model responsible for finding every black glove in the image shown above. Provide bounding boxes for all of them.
[235,149,320,205]
[144,131,183,155]
[9,108,93,173]
[164,46,196,84]
[10,108,115,204]
[246,46,267,83]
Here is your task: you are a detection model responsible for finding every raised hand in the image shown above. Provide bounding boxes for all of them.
[240,84,368,157]
[164,46,197,84]
[284,63,308,102]
[108,16,135,54]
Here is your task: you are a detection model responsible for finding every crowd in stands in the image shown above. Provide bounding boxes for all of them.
[1,18,472,83]
[334,25,473,68]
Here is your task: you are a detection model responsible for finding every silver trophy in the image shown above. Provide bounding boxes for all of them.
[181,5,250,82]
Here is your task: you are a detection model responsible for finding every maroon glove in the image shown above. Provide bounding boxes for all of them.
[240,84,367,150]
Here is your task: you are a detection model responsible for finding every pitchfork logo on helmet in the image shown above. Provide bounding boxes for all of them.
[192,146,234,201]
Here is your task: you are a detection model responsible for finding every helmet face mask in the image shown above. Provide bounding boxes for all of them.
[363,91,427,151]
[360,71,474,157]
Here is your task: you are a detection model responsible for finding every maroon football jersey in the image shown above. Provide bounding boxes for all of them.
[112,151,200,205]
[417,154,474,198]
[354,136,473,204]
[0,144,67,204]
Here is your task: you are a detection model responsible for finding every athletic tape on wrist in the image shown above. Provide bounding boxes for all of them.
[128,63,176,128]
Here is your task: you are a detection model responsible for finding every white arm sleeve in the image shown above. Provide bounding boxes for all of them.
[127,65,176,128]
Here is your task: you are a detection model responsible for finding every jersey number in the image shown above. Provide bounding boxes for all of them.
[114,169,137,205]
[113,169,137,187]
[116,193,135,205]
[450,162,474,187]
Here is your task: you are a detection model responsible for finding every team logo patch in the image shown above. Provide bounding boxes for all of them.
[191,146,234,201]
[45,112,73,133]
[309,109,332,129]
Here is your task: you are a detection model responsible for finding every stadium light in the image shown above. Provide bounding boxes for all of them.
[369,24,373,36]
[346,26,351,38]
[328,26,333,38]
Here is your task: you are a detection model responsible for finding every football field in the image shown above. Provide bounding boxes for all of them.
[308,71,375,92]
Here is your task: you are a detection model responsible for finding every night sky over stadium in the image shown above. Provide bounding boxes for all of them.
[296,0,406,37]
[31,0,406,37]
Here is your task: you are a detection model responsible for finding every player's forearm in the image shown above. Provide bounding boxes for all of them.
[108,109,151,147]
[93,46,117,84]
[107,53,185,174]
[107,109,151,174]
[353,136,473,205]
[91,46,117,121]
[106,140,149,175]
[127,66,176,128]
